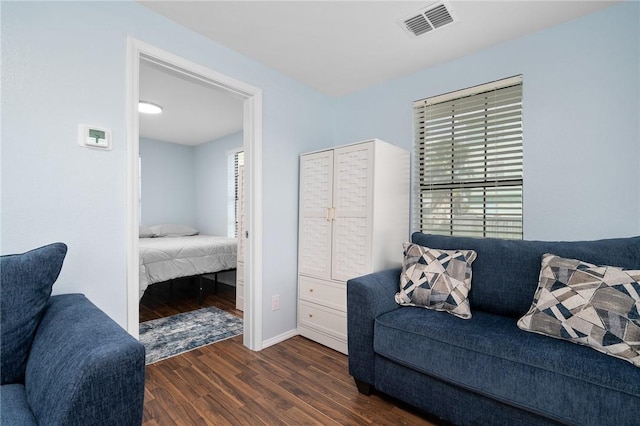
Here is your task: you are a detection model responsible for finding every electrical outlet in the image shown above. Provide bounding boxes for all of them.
[272,295,280,311]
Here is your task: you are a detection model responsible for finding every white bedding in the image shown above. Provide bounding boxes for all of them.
[139,235,237,299]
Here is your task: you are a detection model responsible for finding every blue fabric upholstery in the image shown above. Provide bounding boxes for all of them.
[347,233,640,426]
[25,294,146,426]
[0,385,37,426]
[347,268,402,387]
[375,307,640,425]
[374,356,560,426]
[411,233,640,317]
[0,244,146,426]
[1,243,67,384]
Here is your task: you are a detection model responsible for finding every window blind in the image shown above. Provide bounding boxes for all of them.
[413,76,523,239]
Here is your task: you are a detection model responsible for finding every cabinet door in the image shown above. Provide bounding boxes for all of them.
[298,151,334,279]
[236,165,245,260]
[331,143,374,282]
[236,165,245,311]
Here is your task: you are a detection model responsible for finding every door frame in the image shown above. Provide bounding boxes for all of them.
[125,37,263,350]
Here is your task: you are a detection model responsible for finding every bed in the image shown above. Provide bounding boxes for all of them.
[139,233,237,301]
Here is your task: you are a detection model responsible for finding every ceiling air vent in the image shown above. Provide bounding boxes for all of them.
[400,2,456,37]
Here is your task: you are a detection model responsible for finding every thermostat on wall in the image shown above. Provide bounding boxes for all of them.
[78,125,112,150]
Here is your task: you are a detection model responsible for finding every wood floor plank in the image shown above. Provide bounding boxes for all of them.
[141,282,437,425]
[143,336,438,426]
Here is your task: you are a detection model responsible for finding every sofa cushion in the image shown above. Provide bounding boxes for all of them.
[518,253,640,367]
[374,307,640,425]
[395,243,476,319]
[411,233,640,317]
[1,243,67,384]
[0,384,38,425]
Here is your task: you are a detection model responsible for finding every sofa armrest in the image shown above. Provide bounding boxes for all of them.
[347,268,401,389]
[25,294,145,426]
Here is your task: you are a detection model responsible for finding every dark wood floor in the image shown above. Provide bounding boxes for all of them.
[140,278,437,426]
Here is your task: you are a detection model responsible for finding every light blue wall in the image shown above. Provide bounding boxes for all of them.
[335,1,640,241]
[1,1,335,339]
[2,1,638,342]
[136,132,275,303]
[140,132,241,237]
[194,132,243,236]
[139,138,196,227]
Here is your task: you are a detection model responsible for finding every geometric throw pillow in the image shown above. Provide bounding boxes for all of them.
[517,253,640,368]
[395,243,477,319]
[0,243,67,384]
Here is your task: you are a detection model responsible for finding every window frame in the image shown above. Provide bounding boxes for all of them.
[413,75,523,239]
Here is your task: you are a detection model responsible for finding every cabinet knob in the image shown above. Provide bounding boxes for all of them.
[309,314,313,318]
[309,288,314,292]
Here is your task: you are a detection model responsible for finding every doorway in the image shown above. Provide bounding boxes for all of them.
[126,38,263,350]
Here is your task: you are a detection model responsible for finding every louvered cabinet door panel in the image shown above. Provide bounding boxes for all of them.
[236,165,245,259]
[299,218,332,277]
[332,217,369,281]
[298,151,334,279]
[331,143,373,282]
[235,262,244,311]
[236,165,245,311]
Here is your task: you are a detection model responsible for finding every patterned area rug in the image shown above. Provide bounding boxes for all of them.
[140,306,243,364]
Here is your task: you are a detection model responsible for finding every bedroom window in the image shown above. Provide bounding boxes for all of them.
[227,150,244,237]
[413,75,523,239]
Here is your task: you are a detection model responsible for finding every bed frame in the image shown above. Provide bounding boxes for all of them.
[196,269,237,305]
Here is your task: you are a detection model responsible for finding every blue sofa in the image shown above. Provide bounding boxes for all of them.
[1,243,146,425]
[347,233,640,426]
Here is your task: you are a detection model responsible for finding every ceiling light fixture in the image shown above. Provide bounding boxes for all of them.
[138,101,163,114]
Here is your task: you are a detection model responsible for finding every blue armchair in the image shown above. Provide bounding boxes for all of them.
[1,243,145,425]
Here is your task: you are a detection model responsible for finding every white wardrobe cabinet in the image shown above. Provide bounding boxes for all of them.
[297,139,410,354]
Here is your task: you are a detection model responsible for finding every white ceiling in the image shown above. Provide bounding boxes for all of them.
[138,0,619,145]
[139,60,243,145]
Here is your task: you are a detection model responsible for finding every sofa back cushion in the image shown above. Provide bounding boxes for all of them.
[1,243,67,384]
[411,233,640,318]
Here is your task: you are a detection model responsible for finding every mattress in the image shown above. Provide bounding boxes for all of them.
[139,235,237,299]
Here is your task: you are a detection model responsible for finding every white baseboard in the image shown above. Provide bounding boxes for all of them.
[261,329,299,350]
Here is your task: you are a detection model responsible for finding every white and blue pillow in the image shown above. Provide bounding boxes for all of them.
[396,243,477,319]
[518,253,640,367]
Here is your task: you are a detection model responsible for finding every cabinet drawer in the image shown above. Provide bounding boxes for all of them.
[299,276,346,311]
[298,301,347,340]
